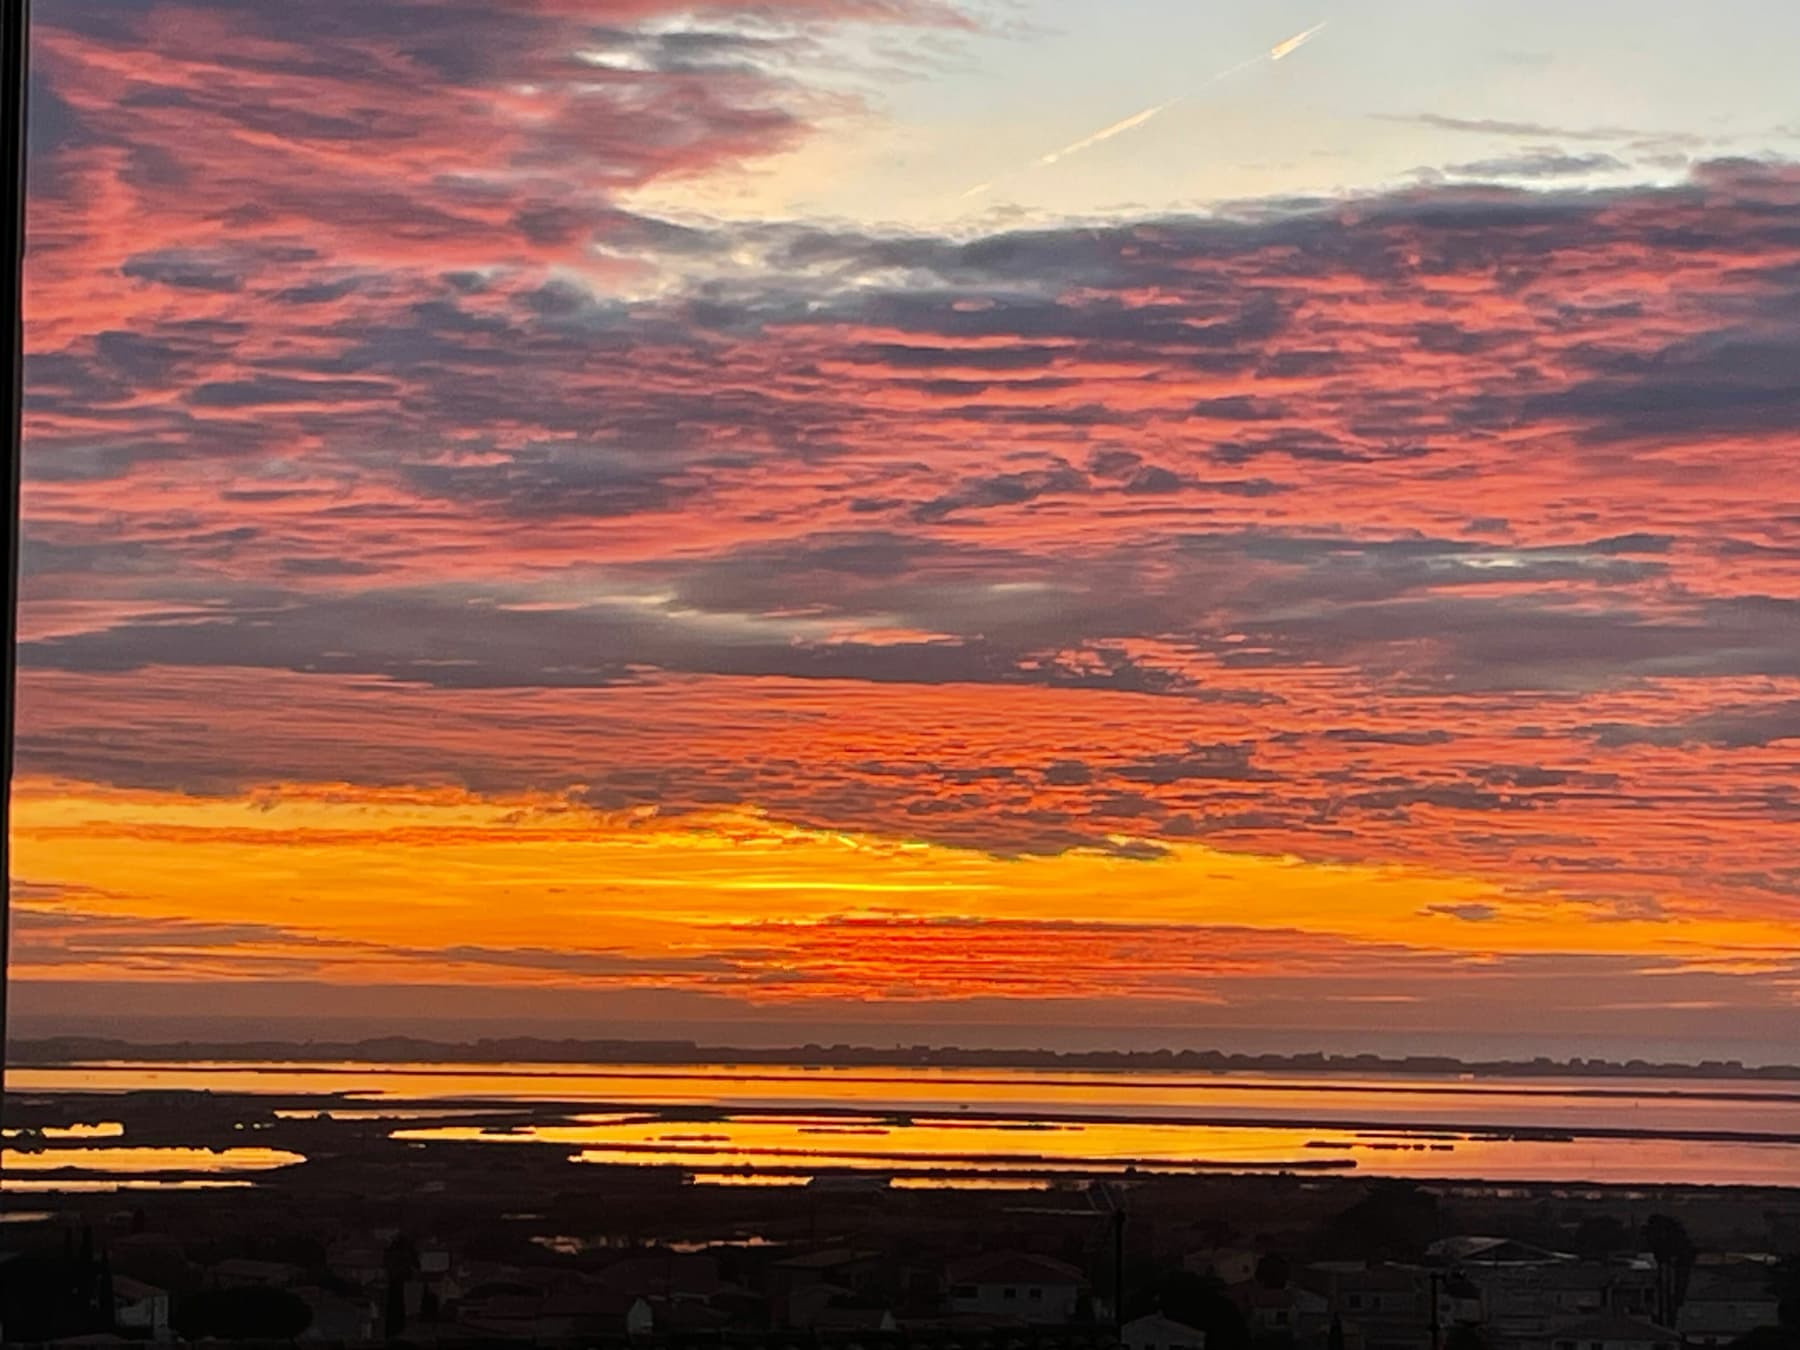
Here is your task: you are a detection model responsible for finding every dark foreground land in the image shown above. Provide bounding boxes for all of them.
[2,1087,1798,1349]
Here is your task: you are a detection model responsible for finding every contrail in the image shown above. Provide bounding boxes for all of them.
[957,20,1329,203]
[1270,19,1329,62]
[1039,95,1186,167]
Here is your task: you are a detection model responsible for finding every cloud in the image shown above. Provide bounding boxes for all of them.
[1422,904,1500,923]
[1443,151,1627,180]
[1380,112,1694,146]
[1582,702,1800,750]
[16,0,1800,973]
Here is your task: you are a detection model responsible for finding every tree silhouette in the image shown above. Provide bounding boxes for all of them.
[1320,1180,1441,1261]
[1573,1215,1631,1257]
[1255,1254,1292,1290]
[172,1287,312,1340]
[97,1254,115,1332]
[383,1232,419,1340]
[1150,1271,1251,1350]
[1643,1214,1696,1327]
[1771,1254,1799,1329]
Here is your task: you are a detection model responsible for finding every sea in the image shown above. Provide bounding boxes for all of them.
[5,1060,1799,1190]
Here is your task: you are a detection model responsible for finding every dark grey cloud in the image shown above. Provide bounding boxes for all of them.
[1582,701,1800,749]
[913,465,1089,521]
[1115,742,1274,785]
[1321,728,1454,747]
[404,445,700,519]
[1524,333,1800,443]
[1379,112,1692,146]
[16,587,1188,697]
[1444,151,1627,180]
[190,375,396,407]
[120,250,246,293]
[1421,903,1500,923]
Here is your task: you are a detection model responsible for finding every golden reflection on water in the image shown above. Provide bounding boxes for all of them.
[1,1178,257,1193]
[2,1122,125,1139]
[15,1061,1800,1139]
[388,1112,1800,1186]
[12,1062,1800,1186]
[0,1146,303,1173]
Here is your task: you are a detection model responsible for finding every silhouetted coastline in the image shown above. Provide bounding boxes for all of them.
[12,1036,1800,1081]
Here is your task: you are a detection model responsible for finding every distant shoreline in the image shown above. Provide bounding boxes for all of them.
[10,1035,1800,1081]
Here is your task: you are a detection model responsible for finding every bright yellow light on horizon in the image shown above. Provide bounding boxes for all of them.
[10,776,1797,1005]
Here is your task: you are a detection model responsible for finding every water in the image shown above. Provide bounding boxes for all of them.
[1,1146,304,1174]
[10,1060,1799,1188]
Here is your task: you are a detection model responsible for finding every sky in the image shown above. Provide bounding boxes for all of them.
[12,0,1800,1056]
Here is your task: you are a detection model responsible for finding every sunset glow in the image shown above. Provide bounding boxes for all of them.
[16,0,1800,1052]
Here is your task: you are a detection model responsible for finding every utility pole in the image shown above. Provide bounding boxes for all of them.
[1,0,34,1202]
[1112,1206,1126,1331]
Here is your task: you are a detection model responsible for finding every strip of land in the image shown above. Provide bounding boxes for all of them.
[11,1036,1800,1081]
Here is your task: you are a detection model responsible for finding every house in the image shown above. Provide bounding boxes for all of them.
[771,1248,892,1323]
[1298,1262,1433,1348]
[1234,1281,1333,1344]
[540,1288,654,1339]
[293,1287,375,1343]
[946,1251,1087,1325]
[770,1248,887,1296]
[1183,1249,1259,1286]
[110,1276,170,1341]
[1432,1238,1574,1267]
[596,1251,728,1304]
[418,1245,452,1279]
[812,1306,900,1334]
[457,1281,652,1340]
[1460,1256,1656,1347]
[1308,1263,1425,1322]
[1676,1272,1783,1347]
[1545,1313,1680,1350]
[109,1234,192,1295]
[1123,1311,1207,1350]
[325,1242,383,1290]
[209,1257,305,1289]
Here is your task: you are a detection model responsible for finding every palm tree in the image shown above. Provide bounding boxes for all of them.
[383,1232,419,1340]
[1642,1214,1695,1327]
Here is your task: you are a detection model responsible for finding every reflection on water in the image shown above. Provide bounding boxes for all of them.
[1,1122,125,1140]
[391,1111,1800,1187]
[1,1147,303,1174]
[684,1173,1052,1191]
[12,1060,1800,1188]
[16,1060,1800,1140]
[273,1107,528,1121]
[2,1179,256,1193]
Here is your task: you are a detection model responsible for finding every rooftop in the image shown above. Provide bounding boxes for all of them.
[948,1252,1087,1288]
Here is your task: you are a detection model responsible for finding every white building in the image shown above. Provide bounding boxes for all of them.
[1677,1273,1783,1347]
[1546,1313,1680,1350]
[1183,1249,1259,1286]
[1123,1311,1207,1350]
[295,1287,377,1342]
[947,1252,1086,1324]
[112,1276,171,1341]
